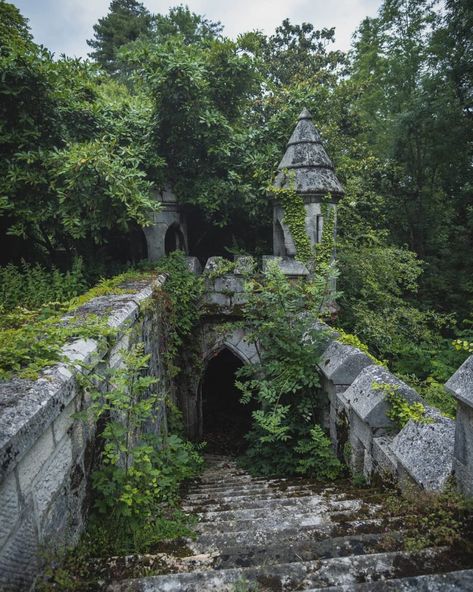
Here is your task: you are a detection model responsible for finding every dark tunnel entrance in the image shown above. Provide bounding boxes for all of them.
[201,348,253,455]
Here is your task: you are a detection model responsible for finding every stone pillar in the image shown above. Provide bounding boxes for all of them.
[446,355,473,497]
[143,187,188,261]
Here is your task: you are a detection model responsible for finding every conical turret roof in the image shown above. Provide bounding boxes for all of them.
[273,109,344,198]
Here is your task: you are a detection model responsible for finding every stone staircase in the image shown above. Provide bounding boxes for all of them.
[107,455,473,591]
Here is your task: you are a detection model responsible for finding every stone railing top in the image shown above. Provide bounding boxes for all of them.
[391,410,455,491]
[318,340,373,386]
[343,364,422,427]
[0,276,163,481]
[445,355,473,408]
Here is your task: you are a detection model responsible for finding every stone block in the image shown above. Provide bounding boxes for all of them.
[185,256,202,275]
[203,256,228,274]
[452,402,473,496]
[372,437,397,477]
[212,275,244,293]
[0,513,39,592]
[33,435,73,520]
[445,354,473,407]
[344,365,422,429]
[262,256,309,277]
[391,412,455,491]
[17,426,55,498]
[234,256,256,276]
[0,471,19,548]
[52,399,76,445]
[318,340,373,386]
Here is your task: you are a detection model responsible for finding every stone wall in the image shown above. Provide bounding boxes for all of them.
[0,276,165,591]
[317,328,457,491]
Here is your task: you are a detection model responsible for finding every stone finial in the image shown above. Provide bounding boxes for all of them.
[273,107,344,199]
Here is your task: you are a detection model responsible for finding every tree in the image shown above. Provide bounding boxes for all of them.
[87,0,153,74]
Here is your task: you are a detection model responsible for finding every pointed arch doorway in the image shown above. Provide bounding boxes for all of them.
[200,347,254,454]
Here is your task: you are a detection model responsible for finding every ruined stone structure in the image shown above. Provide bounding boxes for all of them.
[1,264,473,590]
[271,108,343,258]
[143,187,188,261]
[2,110,473,589]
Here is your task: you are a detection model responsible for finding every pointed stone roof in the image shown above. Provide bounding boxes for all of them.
[273,109,344,199]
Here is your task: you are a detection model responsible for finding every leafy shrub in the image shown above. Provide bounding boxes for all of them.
[0,258,87,311]
[236,260,341,479]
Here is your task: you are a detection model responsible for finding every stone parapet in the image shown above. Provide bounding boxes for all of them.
[0,277,165,591]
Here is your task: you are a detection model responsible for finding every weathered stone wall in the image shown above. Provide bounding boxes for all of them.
[317,328,457,492]
[0,276,165,591]
[198,256,461,494]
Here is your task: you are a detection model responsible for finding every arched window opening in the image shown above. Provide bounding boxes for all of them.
[164,223,186,255]
[201,348,253,454]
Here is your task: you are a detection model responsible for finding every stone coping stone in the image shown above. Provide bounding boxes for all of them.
[234,256,256,276]
[445,355,473,408]
[262,256,309,277]
[391,410,455,491]
[372,436,397,476]
[203,256,230,274]
[0,278,162,481]
[318,340,373,386]
[185,256,202,275]
[344,365,422,429]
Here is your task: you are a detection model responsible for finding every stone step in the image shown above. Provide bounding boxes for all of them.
[106,547,456,592]
[203,532,403,570]
[182,493,368,513]
[305,568,473,591]
[191,500,373,526]
[185,484,335,502]
[189,518,389,551]
[192,502,381,535]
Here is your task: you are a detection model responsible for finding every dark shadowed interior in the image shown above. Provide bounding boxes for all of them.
[201,348,253,454]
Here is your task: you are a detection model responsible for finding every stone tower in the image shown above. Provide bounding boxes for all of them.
[271,108,344,258]
[143,187,188,261]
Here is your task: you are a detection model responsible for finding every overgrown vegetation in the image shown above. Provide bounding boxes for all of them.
[38,325,204,590]
[383,482,471,553]
[235,244,341,478]
[373,382,431,429]
[0,264,155,380]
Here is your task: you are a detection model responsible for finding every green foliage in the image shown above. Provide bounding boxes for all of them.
[0,266,154,379]
[294,425,342,479]
[402,375,457,419]
[373,382,431,430]
[384,483,468,552]
[269,179,312,263]
[87,0,153,74]
[77,342,203,548]
[0,259,87,311]
[154,252,203,380]
[236,259,340,478]
[334,327,383,365]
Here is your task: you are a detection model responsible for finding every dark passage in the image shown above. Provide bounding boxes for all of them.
[202,348,253,455]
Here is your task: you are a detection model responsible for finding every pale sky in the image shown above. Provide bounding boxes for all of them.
[12,0,382,58]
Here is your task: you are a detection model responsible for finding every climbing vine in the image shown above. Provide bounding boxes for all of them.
[153,252,204,380]
[373,382,431,430]
[269,172,312,264]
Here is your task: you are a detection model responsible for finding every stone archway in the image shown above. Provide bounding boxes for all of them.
[188,327,260,442]
[164,222,186,255]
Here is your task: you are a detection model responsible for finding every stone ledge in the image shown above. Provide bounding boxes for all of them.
[344,365,422,429]
[0,278,162,481]
[318,340,373,386]
[390,411,455,491]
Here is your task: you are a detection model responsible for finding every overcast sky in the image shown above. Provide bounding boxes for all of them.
[12,0,382,59]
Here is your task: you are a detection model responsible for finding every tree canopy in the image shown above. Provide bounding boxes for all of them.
[0,0,472,384]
